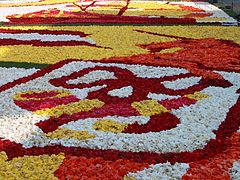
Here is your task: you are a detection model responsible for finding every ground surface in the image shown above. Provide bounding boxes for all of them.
[0,0,239,179]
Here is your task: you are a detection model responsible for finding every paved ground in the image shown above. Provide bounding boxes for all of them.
[218,0,240,14]
[233,0,240,14]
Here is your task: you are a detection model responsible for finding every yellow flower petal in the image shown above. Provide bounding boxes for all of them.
[185,92,209,101]
[124,176,136,180]
[45,129,95,140]
[159,47,182,54]
[34,99,104,118]
[0,151,64,179]
[132,100,169,117]
[13,90,72,101]
[93,119,127,133]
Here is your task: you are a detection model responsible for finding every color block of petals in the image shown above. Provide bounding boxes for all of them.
[19,90,59,99]
[131,100,169,117]
[14,90,71,100]
[159,47,182,54]
[123,112,180,134]
[0,152,64,179]
[34,99,104,118]
[44,129,95,140]
[15,90,71,100]
[93,120,127,133]
[54,156,149,180]
[159,97,197,110]
[185,91,209,101]
[14,95,79,111]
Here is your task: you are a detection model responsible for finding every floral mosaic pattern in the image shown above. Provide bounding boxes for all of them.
[0,0,237,25]
[0,35,240,178]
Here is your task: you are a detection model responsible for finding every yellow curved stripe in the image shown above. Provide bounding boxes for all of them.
[45,129,95,140]
[159,47,183,54]
[34,99,104,118]
[93,119,127,133]
[185,92,209,101]
[132,100,169,117]
[13,90,72,101]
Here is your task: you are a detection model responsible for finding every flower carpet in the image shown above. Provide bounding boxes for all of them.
[0,0,240,180]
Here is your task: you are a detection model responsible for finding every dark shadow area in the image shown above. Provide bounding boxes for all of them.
[0,61,49,69]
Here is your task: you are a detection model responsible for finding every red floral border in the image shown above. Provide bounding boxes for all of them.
[6,15,199,25]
